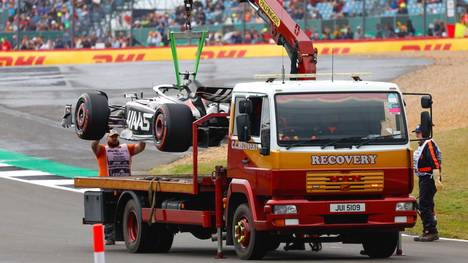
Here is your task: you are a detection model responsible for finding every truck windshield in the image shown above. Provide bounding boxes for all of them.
[275,92,407,147]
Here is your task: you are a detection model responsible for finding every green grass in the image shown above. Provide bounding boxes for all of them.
[150,159,227,176]
[406,127,468,239]
[151,128,468,239]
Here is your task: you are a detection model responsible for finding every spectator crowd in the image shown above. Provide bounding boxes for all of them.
[0,0,464,50]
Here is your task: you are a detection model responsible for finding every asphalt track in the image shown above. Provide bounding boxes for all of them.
[1,178,468,263]
[2,56,468,262]
[0,55,431,172]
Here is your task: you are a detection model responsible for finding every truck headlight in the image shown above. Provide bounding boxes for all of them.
[273,205,297,215]
[396,202,414,211]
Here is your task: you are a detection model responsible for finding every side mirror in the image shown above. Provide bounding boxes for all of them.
[260,126,270,156]
[239,99,253,114]
[420,111,432,138]
[421,95,432,109]
[236,114,251,142]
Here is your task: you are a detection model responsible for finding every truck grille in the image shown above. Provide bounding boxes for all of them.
[306,170,384,193]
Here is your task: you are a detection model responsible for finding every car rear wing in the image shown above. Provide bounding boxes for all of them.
[195,86,233,104]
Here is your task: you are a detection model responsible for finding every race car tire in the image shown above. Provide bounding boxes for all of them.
[153,103,193,152]
[74,92,109,140]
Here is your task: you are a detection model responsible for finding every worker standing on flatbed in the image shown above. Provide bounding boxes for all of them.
[92,129,146,177]
[91,129,146,244]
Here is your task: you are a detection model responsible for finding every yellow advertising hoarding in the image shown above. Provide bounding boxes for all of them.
[0,38,467,67]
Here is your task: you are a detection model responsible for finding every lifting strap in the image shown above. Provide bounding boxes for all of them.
[170,0,207,88]
[147,176,160,226]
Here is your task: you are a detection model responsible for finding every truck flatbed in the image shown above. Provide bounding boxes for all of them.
[74,175,215,194]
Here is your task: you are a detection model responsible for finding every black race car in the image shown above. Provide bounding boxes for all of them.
[65,81,231,152]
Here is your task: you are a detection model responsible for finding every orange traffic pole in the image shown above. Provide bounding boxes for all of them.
[93,224,106,263]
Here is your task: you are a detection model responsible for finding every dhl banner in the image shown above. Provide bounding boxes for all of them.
[1,37,467,67]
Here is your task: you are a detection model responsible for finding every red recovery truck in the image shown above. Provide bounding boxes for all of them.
[70,0,436,260]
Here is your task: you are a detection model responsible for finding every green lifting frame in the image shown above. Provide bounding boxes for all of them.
[169,31,207,88]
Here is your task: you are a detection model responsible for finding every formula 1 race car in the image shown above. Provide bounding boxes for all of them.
[61,30,234,152]
[65,80,231,152]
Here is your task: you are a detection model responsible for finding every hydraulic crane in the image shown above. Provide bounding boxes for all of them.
[182,0,318,75]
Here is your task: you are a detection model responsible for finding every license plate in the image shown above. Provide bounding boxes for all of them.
[330,203,365,212]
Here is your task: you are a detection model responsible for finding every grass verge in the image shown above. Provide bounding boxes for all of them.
[407,127,468,239]
[150,144,227,176]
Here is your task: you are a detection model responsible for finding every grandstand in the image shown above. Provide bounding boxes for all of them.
[0,0,466,50]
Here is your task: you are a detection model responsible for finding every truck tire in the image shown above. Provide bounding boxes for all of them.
[190,229,213,240]
[151,225,174,253]
[362,231,398,258]
[232,203,268,260]
[153,103,193,152]
[123,199,174,253]
[74,92,109,140]
[266,238,281,251]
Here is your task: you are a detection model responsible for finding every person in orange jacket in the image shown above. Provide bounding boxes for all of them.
[92,130,145,177]
[412,125,442,242]
[92,129,145,245]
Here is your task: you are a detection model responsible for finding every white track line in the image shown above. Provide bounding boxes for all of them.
[31,179,75,186]
[74,188,101,193]
[1,175,87,194]
[0,170,52,177]
[0,166,94,193]
[402,234,468,243]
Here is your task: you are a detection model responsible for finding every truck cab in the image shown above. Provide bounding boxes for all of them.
[226,80,417,258]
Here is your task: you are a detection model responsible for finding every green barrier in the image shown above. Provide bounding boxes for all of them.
[132,28,153,46]
[0,31,64,44]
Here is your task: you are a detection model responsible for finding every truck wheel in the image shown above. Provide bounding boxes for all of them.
[74,92,109,140]
[153,103,193,152]
[123,199,174,253]
[190,229,213,240]
[266,238,281,251]
[232,204,268,260]
[362,231,398,258]
[150,225,174,253]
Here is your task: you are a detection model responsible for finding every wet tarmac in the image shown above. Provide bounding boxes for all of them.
[0,55,431,171]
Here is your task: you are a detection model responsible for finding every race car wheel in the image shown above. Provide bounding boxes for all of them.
[74,92,109,140]
[153,103,193,152]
